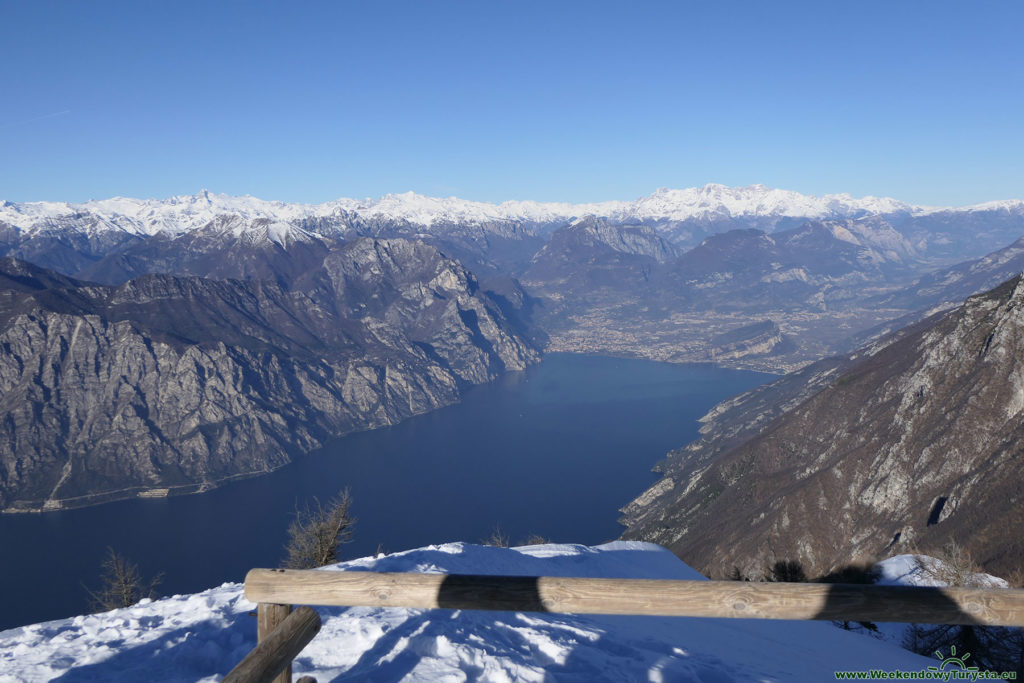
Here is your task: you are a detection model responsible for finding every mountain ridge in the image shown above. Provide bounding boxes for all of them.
[8,183,1016,237]
[621,274,1024,579]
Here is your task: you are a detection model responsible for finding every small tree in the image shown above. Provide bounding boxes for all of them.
[86,547,163,612]
[913,541,986,587]
[728,566,752,582]
[282,488,355,569]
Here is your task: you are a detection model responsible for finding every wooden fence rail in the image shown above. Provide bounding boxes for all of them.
[245,568,1024,626]
[226,568,1024,681]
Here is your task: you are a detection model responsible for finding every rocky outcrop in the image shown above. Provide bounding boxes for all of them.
[0,241,538,512]
[707,321,791,361]
[622,276,1024,578]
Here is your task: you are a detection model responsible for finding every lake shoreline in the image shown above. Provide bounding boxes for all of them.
[0,354,771,631]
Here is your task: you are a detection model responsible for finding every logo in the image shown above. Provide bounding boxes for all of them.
[833,641,1018,680]
[929,646,979,674]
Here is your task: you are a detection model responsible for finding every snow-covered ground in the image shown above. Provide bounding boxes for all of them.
[875,554,1008,589]
[865,553,1010,649]
[0,541,944,682]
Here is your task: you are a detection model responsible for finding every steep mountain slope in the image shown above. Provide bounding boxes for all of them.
[0,241,537,512]
[881,234,1024,312]
[896,200,1024,261]
[622,276,1024,579]
[656,218,917,311]
[522,216,676,290]
[0,215,145,276]
[75,216,344,286]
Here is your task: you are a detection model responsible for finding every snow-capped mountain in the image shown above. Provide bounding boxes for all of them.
[4,185,1022,280]
[610,184,921,223]
[5,182,1024,378]
[0,184,939,236]
[0,190,304,237]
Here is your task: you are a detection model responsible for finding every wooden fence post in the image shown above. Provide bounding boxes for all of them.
[224,605,320,683]
[258,603,293,683]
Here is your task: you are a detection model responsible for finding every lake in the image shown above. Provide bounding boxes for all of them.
[0,354,771,631]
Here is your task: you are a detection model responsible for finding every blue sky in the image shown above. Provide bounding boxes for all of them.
[2,0,1022,206]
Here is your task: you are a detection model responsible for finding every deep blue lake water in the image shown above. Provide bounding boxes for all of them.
[0,354,771,631]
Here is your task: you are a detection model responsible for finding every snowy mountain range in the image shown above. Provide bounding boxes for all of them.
[6,182,1024,514]
[4,184,1020,238]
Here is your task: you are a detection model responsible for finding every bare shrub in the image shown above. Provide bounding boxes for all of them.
[1003,567,1024,589]
[904,540,1024,675]
[482,524,510,548]
[913,541,986,587]
[282,488,355,569]
[86,547,163,612]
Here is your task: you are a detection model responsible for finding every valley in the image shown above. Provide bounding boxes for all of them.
[3,183,1024,593]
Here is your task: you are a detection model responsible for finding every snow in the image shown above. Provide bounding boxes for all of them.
[0,541,936,682]
[862,555,1012,649]
[614,184,919,223]
[0,184,947,239]
[3,185,1021,248]
[921,199,1024,215]
[875,554,1008,589]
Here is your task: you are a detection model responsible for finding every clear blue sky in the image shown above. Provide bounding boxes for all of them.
[2,0,1022,206]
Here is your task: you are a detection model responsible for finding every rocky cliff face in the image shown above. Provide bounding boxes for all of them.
[0,242,538,512]
[622,276,1024,578]
[522,216,676,292]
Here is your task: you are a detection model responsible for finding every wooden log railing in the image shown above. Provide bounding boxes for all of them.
[226,568,1024,682]
[223,604,320,683]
